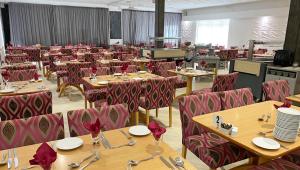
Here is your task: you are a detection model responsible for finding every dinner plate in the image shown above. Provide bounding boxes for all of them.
[138,71,147,74]
[56,137,83,150]
[133,77,143,81]
[114,73,122,76]
[0,88,15,94]
[252,137,280,150]
[112,59,119,61]
[97,81,109,85]
[129,125,151,136]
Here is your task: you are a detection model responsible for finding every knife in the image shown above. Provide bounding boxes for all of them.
[169,157,181,170]
[7,150,12,169]
[13,149,19,168]
[100,133,112,149]
[160,156,175,170]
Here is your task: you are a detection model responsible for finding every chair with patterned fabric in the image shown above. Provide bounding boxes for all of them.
[282,150,300,167]
[61,48,73,55]
[67,104,129,137]
[250,158,300,170]
[0,91,53,121]
[178,92,254,169]
[81,67,110,108]
[111,65,138,74]
[262,80,290,102]
[191,72,239,95]
[5,54,29,63]
[59,62,91,97]
[219,88,254,110]
[0,113,64,150]
[1,64,37,70]
[6,69,38,82]
[23,48,41,68]
[139,77,176,126]
[109,61,131,67]
[227,49,238,60]
[121,54,135,61]
[155,61,187,89]
[84,53,96,66]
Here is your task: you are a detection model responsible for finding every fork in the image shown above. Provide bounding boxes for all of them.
[79,155,99,170]
[120,130,132,140]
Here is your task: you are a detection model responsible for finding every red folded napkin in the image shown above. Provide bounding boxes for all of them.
[29,143,57,170]
[1,70,10,81]
[83,118,102,138]
[34,72,40,81]
[121,64,129,73]
[91,66,97,74]
[148,121,166,141]
[274,100,291,109]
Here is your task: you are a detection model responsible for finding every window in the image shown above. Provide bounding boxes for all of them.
[195,19,230,47]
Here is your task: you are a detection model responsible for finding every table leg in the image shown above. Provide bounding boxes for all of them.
[186,77,193,95]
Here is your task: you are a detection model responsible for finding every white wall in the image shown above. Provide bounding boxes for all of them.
[182,0,290,49]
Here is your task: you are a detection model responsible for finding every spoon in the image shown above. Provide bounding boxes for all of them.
[112,140,136,149]
[175,157,186,170]
[68,153,95,168]
[128,155,154,166]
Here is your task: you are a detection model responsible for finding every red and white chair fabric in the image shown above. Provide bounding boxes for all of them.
[5,53,29,63]
[6,69,38,82]
[121,53,135,61]
[219,88,254,110]
[250,158,300,170]
[109,61,131,67]
[282,150,300,167]
[262,80,290,102]
[178,92,254,169]
[1,64,37,70]
[61,48,73,55]
[0,113,64,150]
[23,48,41,63]
[67,104,129,137]
[191,72,239,95]
[111,65,138,74]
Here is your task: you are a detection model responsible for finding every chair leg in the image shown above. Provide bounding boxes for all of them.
[42,66,45,76]
[84,98,88,109]
[146,110,150,125]
[89,102,93,108]
[73,85,84,96]
[59,84,67,97]
[155,108,159,118]
[169,106,172,127]
[56,77,61,92]
[182,145,187,158]
[135,111,139,125]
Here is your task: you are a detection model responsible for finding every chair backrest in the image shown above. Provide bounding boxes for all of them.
[24,48,41,62]
[218,50,229,60]
[7,69,38,82]
[227,49,238,60]
[0,113,64,150]
[211,72,239,92]
[262,80,290,102]
[67,105,129,137]
[178,92,222,144]
[111,65,138,73]
[61,48,73,55]
[1,64,36,70]
[66,62,91,85]
[155,61,177,77]
[142,77,176,109]
[121,54,134,61]
[5,54,29,63]
[0,91,52,121]
[107,80,142,113]
[80,67,110,77]
[84,53,96,65]
[110,61,131,67]
[219,88,254,110]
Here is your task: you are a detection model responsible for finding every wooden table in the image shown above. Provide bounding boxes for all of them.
[0,128,196,170]
[82,72,162,89]
[0,81,48,96]
[168,69,215,95]
[193,101,300,165]
[286,94,300,103]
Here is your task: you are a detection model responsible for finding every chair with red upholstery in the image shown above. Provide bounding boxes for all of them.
[191,72,239,95]
[1,64,37,70]
[155,61,187,89]
[178,92,254,169]
[282,149,300,167]
[250,158,300,170]
[23,48,41,65]
[59,62,91,97]
[227,49,238,60]
[262,80,290,102]
[219,88,254,110]
[5,53,29,63]
[0,113,64,150]
[67,104,129,137]
[6,69,38,82]
[84,53,96,66]
[109,61,131,67]
[139,77,176,126]
[111,65,138,74]
[61,48,73,55]
[0,91,53,121]
[121,53,135,61]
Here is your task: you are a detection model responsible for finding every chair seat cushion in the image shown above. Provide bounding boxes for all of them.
[250,159,300,170]
[84,89,107,102]
[191,88,212,95]
[185,132,253,169]
[176,78,187,88]
[282,149,300,166]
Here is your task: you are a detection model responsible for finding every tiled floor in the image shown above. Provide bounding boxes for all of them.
[45,69,247,170]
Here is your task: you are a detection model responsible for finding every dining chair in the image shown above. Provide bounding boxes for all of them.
[59,62,91,97]
[121,53,135,61]
[178,92,254,169]
[0,91,53,121]
[227,49,238,60]
[282,150,300,167]
[81,67,110,108]
[6,69,38,82]
[111,65,138,74]
[155,61,187,89]
[23,48,41,69]
[219,88,254,110]
[61,48,73,55]
[1,64,37,70]
[139,77,176,126]
[0,113,64,150]
[262,80,290,102]
[84,53,96,66]
[5,53,29,63]
[249,158,300,170]
[191,72,239,95]
[109,61,131,67]
[67,104,129,137]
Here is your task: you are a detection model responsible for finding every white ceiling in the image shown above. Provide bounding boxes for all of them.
[0,0,265,12]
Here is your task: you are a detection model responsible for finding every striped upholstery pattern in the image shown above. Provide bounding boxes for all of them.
[6,69,38,82]
[262,80,290,102]
[219,88,254,110]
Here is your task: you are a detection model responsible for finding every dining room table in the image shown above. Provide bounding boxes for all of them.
[286,94,300,104]
[168,69,215,95]
[0,127,197,170]
[0,80,48,96]
[193,100,300,165]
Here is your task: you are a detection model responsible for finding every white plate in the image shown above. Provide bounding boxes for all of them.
[252,137,280,150]
[112,59,119,61]
[114,73,122,76]
[133,77,143,81]
[97,81,109,85]
[0,88,15,94]
[129,125,151,136]
[138,71,147,74]
[56,137,83,150]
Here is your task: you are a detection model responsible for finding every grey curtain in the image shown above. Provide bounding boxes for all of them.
[122,9,181,45]
[8,3,109,46]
